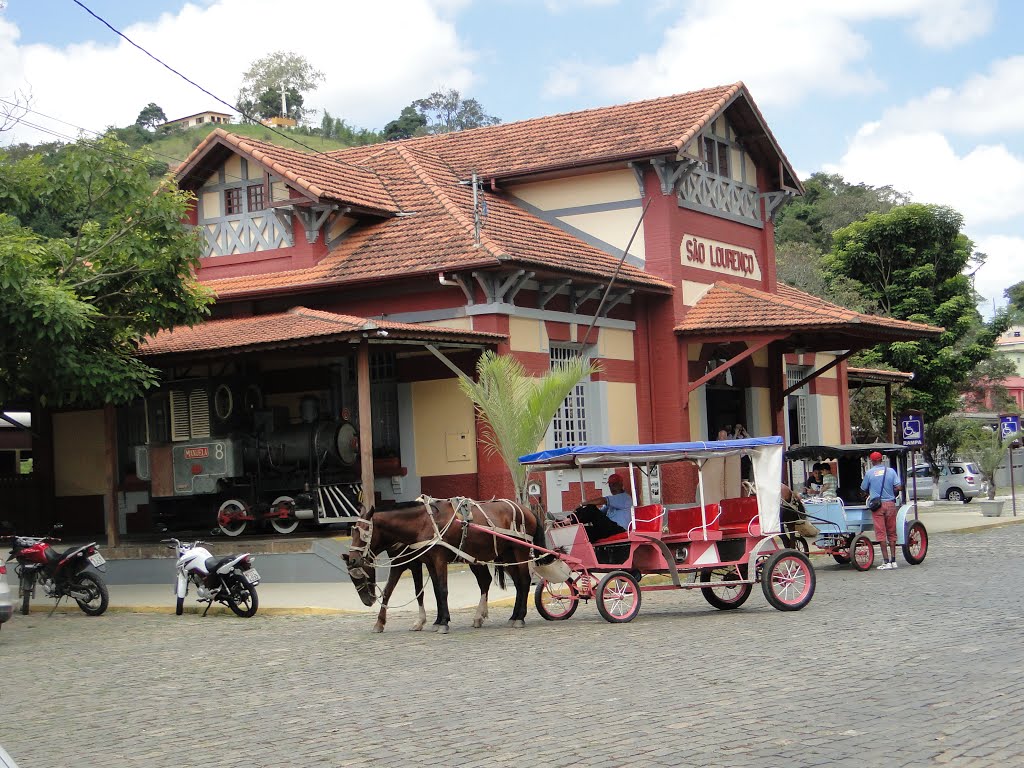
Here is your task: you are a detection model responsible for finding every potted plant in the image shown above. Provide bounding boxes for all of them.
[961,428,1007,517]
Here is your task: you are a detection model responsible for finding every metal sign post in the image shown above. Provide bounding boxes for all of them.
[900,410,925,520]
[1000,415,1020,517]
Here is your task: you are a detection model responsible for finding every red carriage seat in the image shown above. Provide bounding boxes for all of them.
[719,496,760,537]
[630,504,664,533]
[666,504,720,537]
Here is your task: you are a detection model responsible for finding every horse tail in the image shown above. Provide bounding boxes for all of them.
[495,565,507,590]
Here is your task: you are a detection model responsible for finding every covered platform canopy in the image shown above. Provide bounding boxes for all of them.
[785,443,911,507]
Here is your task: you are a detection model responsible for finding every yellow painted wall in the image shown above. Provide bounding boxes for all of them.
[53,411,106,496]
[606,382,639,443]
[819,396,842,444]
[247,162,263,181]
[202,191,221,218]
[223,155,242,185]
[814,353,838,378]
[271,180,290,204]
[412,379,477,476]
[507,170,645,260]
[416,317,474,331]
[328,214,357,240]
[598,328,634,361]
[752,348,769,368]
[509,316,548,353]
[751,387,772,437]
[689,386,705,437]
[682,280,712,307]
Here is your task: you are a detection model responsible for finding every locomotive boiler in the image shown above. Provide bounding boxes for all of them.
[136,382,363,536]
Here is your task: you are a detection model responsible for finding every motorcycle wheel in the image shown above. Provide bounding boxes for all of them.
[175,596,185,616]
[73,572,109,616]
[20,574,33,615]
[225,577,259,618]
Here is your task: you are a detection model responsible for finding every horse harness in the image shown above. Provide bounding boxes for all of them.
[413,495,532,565]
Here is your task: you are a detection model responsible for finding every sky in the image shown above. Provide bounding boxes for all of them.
[1,0,1022,318]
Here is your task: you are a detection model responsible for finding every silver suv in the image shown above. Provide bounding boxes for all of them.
[908,462,983,503]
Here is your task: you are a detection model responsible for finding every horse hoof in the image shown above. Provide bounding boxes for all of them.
[513,619,525,629]
[472,618,483,628]
[437,624,450,635]
[372,624,384,633]
[506,619,515,628]
[410,623,425,632]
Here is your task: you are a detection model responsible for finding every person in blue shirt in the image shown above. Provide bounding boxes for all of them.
[860,451,903,570]
[574,473,634,542]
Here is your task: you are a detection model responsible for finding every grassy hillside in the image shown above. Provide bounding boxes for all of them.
[146,122,366,170]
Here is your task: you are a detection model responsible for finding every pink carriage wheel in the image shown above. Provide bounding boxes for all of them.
[596,571,641,623]
[533,579,579,621]
[761,549,815,611]
[850,534,875,572]
[902,521,928,565]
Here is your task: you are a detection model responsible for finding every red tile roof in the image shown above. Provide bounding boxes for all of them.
[176,130,400,214]
[675,282,943,339]
[202,142,672,298]
[140,307,505,358]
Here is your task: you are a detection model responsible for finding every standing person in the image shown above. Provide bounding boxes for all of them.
[732,423,750,439]
[860,451,903,570]
[574,473,633,542]
[716,426,731,441]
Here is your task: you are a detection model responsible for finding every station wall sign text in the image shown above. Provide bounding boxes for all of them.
[680,234,762,280]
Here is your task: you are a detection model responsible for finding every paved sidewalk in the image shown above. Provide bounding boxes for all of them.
[10,497,1023,617]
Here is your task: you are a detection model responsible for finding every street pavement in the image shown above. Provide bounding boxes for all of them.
[2,500,1024,767]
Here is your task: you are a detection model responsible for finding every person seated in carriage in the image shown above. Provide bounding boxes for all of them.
[573,472,634,543]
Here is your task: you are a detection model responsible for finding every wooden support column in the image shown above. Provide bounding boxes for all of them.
[885,383,894,443]
[103,404,120,547]
[357,338,375,512]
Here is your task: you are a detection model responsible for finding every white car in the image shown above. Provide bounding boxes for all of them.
[0,562,12,629]
[908,462,983,503]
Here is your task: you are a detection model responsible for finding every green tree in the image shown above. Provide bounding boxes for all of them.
[0,136,212,407]
[1006,281,1024,315]
[826,203,1010,423]
[457,351,598,502]
[412,89,500,135]
[134,103,167,130]
[382,105,427,141]
[960,425,1008,499]
[236,51,324,124]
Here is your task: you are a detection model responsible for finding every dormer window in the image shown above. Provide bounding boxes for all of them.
[247,184,265,212]
[224,188,242,215]
[701,135,730,178]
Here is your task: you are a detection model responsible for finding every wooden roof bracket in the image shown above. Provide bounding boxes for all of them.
[600,288,634,317]
[538,278,571,309]
[758,190,794,223]
[684,336,782,399]
[650,156,700,195]
[782,349,855,398]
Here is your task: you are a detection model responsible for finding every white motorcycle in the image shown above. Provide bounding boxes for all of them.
[161,539,260,617]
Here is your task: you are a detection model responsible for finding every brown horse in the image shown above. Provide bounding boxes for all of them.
[342,497,546,633]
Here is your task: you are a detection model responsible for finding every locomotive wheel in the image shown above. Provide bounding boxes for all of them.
[269,496,299,535]
[850,534,875,571]
[761,549,815,611]
[596,571,641,623]
[533,579,578,621]
[700,567,752,610]
[903,520,929,565]
[217,499,249,537]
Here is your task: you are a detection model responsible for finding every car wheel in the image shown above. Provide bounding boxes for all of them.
[946,488,965,503]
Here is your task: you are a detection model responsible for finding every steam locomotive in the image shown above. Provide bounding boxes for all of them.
[135,380,363,536]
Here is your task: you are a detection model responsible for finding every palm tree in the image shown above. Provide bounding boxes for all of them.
[961,427,1008,499]
[457,351,599,503]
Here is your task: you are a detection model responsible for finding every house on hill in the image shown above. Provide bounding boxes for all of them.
[162,110,233,130]
[35,83,941,540]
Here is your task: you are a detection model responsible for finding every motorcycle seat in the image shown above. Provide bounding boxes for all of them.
[204,556,236,573]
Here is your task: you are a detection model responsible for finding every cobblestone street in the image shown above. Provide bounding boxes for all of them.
[2,525,1023,768]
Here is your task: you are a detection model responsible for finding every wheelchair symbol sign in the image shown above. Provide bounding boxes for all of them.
[1000,415,1019,439]
[901,415,923,446]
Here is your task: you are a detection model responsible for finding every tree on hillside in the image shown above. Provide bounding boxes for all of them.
[825,203,1010,424]
[0,136,212,407]
[236,51,324,124]
[382,105,427,141]
[135,103,167,130]
[1006,281,1024,315]
[319,111,381,146]
[411,89,500,135]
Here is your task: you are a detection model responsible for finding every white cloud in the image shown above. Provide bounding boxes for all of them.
[882,56,1024,136]
[972,235,1024,316]
[0,0,477,146]
[542,0,994,107]
[827,125,1024,228]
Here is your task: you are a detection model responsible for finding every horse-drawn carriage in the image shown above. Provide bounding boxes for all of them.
[343,437,816,631]
[519,436,816,623]
[785,443,929,571]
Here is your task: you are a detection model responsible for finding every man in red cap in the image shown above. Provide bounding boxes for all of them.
[860,451,903,569]
[573,472,633,543]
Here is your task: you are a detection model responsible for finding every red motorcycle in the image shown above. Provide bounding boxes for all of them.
[4,527,109,616]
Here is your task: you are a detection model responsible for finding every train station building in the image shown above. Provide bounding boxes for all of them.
[20,82,941,540]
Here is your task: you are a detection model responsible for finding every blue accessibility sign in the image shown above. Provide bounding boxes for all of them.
[900,412,924,447]
[999,414,1020,440]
